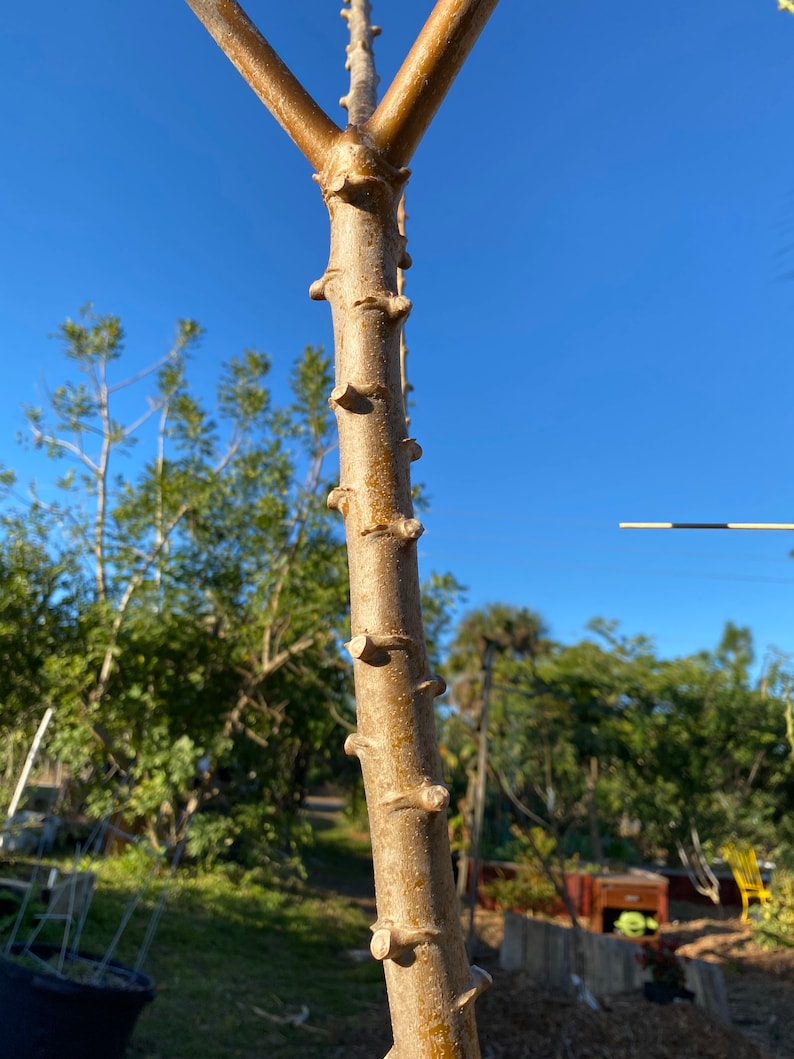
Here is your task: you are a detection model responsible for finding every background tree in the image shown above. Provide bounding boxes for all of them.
[4,308,351,862]
[443,604,550,900]
[447,602,549,712]
[618,624,794,861]
[442,607,794,882]
[0,522,82,811]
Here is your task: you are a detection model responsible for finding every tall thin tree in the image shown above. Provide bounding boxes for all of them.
[181,2,500,1054]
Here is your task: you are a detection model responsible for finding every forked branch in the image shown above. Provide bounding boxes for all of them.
[184,0,499,171]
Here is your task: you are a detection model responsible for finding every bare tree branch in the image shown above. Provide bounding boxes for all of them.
[397,194,413,430]
[29,430,100,475]
[259,633,318,682]
[328,699,356,733]
[183,0,341,170]
[493,766,552,833]
[339,0,380,126]
[677,820,721,907]
[365,0,500,166]
[491,765,582,933]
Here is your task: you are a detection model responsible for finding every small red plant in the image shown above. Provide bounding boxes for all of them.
[637,936,687,990]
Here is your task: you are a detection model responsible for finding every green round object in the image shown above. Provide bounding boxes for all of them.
[613,910,648,937]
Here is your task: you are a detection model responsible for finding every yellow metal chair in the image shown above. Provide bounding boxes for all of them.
[719,842,772,922]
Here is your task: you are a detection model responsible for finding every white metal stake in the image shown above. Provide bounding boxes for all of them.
[3,707,55,841]
[620,523,794,530]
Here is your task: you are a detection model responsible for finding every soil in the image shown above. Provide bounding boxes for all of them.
[472,909,794,1059]
[336,909,794,1059]
[8,945,151,991]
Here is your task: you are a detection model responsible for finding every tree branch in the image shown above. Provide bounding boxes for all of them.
[30,430,100,475]
[259,632,317,681]
[492,766,552,833]
[365,0,500,166]
[397,194,412,430]
[340,0,380,127]
[183,0,341,170]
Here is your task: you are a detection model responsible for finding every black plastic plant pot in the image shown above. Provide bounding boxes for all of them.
[643,980,695,1005]
[0,942,156,1059]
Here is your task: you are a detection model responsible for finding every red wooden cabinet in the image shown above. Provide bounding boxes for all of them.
[588,872,669,937]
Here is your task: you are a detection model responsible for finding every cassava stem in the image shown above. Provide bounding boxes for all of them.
[182,1,500,1053]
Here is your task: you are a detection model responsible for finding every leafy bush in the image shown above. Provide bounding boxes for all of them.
[483,863,558,915]
[752,871,794,949]
[481,825,562,915]
[185,803,311,880]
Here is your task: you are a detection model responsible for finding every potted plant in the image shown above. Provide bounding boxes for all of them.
[0,941,156,1059]
[0,844,165,1059]
[637,936,695,1004]
[0,720,163,1057]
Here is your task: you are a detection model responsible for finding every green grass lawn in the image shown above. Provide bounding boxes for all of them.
[2,814,388,1058]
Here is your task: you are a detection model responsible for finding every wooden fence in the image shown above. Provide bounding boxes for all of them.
[500,912,730,1021]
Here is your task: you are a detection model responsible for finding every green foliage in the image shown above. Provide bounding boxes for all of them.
[0,306,465,877]
[1,310,355,865]
[186,804,312,878]
[752,872,794,949]
[442,604,794,870]
[0,535,79,714]
[446,602,549,694]
[422,571,467,669]
[483,866,557,916]
[481,826,560,915]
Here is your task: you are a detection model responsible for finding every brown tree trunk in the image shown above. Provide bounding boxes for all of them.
[181,2,501,1053]
[586,755,604,865]
[315,125,488,1054]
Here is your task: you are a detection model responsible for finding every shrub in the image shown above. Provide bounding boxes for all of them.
[481,825,563,915]
[185,803,311,879]
[752,871,794,949]
[482,864,558,915]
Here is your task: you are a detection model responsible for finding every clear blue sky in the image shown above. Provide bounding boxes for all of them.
[2,2,794,668]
